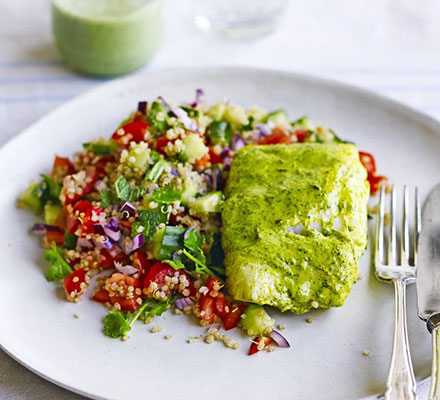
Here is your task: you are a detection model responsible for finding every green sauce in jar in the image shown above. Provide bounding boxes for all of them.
[52,0,163,77]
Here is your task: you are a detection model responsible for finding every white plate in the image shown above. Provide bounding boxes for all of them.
[1,67,439,400]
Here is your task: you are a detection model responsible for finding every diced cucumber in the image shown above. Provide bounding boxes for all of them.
[146,159,167,183]
[191,191,224,215]
[181,182,198,207]
[148,226,166,258]
[44,204,63,225]
[224,104,249,127]
[208,121,232,146]
[126,144,150,170]
[240,305,274,336]
[267,109,289,126]
[182,134,208,162]
[18,182,42,214]
[206,103,226,121]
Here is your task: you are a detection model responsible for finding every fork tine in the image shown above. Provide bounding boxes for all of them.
[376,183,386,265]
[414,187,420,266]
[388,184,397,264]
[401,185,410,265]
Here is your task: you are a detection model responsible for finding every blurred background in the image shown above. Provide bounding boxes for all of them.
[0,0,439,398]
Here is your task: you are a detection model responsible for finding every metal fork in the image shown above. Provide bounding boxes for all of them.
[375,184,419,400]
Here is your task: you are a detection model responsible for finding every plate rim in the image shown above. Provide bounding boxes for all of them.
[1,66,437,400]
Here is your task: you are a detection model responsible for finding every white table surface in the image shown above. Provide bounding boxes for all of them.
[0,0,438,398]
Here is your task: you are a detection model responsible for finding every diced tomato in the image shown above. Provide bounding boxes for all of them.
[208,147,224,165]
[214,296,228,319]
[258,131,293,145]
[295,129,309,143]
[61,166,99,205]
[46,229,65,246]
[143,262,195,298]
[135,251,153,277]
[66,213,79,234]
[63,268,88,300]
[72,201,104,235]
[155,135,172,155]
[359,151,386,195]
[359,151,376,175]
[95,156,116,175]
[51,156,75,181]
[105,273,142,312]
[120,220,132,229]
[222,304,247,331]
[92,287,111,303]
[99,248,126,269]
[199,296,217,323]
[248,337,274,356]
[111,121,149,147]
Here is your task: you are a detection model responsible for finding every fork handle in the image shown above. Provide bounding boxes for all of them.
[429,324,440,399]
[384,279,418,400]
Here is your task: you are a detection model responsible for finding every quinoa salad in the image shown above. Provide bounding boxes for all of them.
[18,90,385,355]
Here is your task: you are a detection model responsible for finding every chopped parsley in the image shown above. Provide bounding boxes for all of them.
[151,184,181,204]
[100,188,118,208]
[44,242,73,281]
[163,259,185,270]
[32,174,61,207]
[131,209,168,242]
[63,231,78,250]
[115,175,146,202]
[103,298,171,339]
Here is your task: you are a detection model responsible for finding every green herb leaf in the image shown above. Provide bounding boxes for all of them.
[44,242,73,281]
[163,259,185,270]
[183,228,205,254]
[100,188,118,208]
[147,100,169,133]
[142,297,173,318]
[115,175,146,202]
[133,209,169,241]
[103,311,131,338]
[103,298,167,339]
[152,184,181,204]
[180,106,200,119]
[63,231,78,250]
[182,249,215,277]
[32,174,61,207]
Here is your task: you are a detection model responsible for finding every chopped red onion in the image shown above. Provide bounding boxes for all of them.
[31,223,63,234]
[231,135,246,151]
[171,168,179,176]
[270,330,290,348]
[114,261,139,276]
[93,224,105,235]
[77,238,94,248]
[257,123,271,137]
[137,101,147,114]
[220,147,230,158]
[103,218,121,242]
[174,107,198,131]
[190,88,205,107]
[175,297,195,310]
[158,96,177,117]
[123,233,144,254]
[119,202,136,219]
[223,157,233,167]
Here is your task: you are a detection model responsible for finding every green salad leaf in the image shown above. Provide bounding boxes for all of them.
[115,175,146,202]
[44,242,73,281]
[151,184,181,204]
